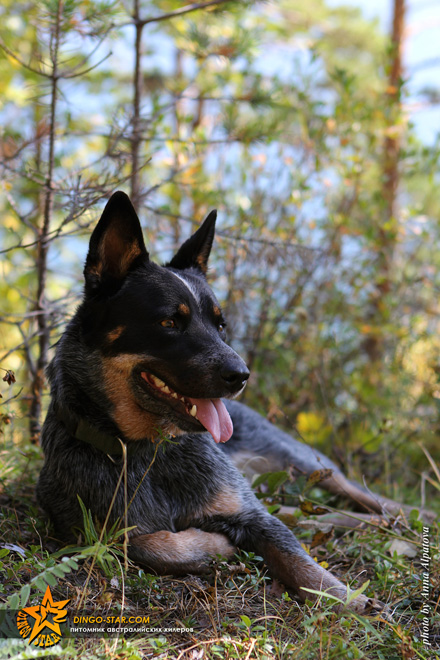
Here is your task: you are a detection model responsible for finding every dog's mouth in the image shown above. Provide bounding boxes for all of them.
[140,371,233,443]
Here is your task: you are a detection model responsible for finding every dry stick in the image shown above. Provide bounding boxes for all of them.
[418,442,440,483]
[29,0,63,442]
[126,438,162,512]
[111,554,126,653]
[122,441,129,574]
[244,638,257,660]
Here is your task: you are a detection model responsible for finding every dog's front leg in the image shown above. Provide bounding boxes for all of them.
[129,528,235,576]
[201,508,381,613]
[253,516,383,612]
[255,520,371,612]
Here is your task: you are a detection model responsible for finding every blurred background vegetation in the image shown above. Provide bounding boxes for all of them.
[0,0,439,507]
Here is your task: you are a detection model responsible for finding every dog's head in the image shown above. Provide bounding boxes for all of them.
[78,191,249,443]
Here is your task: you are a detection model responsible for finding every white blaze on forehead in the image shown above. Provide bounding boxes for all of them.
[169,271,201,308]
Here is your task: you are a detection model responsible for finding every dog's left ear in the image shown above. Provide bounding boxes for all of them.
[167,210,216,275]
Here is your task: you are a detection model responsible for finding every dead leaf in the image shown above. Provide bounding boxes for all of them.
[311,529,333,549]
[300,501,330,516]
[266,578,286,598]
[306,469,334,488]
[2,370,16,385]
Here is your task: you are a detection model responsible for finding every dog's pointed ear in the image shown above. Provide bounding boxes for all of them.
[167,210,216,275]
[84,191,148,292]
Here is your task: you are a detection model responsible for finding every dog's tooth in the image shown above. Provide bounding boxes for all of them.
[190,405,197,417]
[171,392,178,399]
[162,385,171,394]
[152,375,165,388]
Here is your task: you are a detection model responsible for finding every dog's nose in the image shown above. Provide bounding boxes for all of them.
[220,364,250,392]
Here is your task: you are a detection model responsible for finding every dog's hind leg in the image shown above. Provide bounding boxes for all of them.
[129,528,235,576]
[317,472,436,522]
[224,400,435,521]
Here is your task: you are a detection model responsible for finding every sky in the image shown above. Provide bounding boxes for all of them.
[328,0,440,144]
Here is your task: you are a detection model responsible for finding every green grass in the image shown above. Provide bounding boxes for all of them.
[0,432,439,660]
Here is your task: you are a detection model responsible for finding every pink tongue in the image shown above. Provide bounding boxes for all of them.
[188,397,233,443]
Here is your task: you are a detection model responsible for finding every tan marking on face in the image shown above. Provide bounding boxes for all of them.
[178,303,190,316]
[213,305,221,317]
[102,354,181,441]
[106,325,126,343]
[202,488,242,517]
[130,528,235,570]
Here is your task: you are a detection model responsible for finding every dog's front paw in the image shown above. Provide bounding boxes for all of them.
[344,593,387,616]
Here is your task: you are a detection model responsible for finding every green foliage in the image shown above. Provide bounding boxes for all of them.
[55,495,136,578]
[0,640,68,659]
[3,553,81,610]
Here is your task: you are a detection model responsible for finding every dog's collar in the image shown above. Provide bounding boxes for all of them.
[54,404,131,457]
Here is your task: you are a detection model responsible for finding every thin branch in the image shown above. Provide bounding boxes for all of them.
[29,0,64,440]
[62,27,114,77]
[126,0,233,28]
[0,39,51,78]
[0,27,113,82]
[64,50,113,79]
[143,204,323,252]
[130,0,143,207]
[0,388,24,407]
[0,182,37,233]
[17,325,36,379]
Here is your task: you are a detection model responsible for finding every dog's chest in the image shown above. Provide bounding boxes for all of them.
[124,434,233,532]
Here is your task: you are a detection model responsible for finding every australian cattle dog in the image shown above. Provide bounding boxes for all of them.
[37,192,386,612]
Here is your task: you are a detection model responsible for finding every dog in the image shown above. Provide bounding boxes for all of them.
[37,191,383,613]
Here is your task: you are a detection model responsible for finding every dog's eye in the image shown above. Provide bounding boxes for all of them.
[160,319,176,328]
[218,322,227,334]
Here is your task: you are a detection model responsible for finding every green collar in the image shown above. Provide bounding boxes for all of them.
[54,404,132,457]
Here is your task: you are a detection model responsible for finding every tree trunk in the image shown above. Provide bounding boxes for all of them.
[364,0,405,363]
[130,0,144,208]
[29,0,63,441]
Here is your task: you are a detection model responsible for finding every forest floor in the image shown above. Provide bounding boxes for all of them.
[0,436,439,660]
